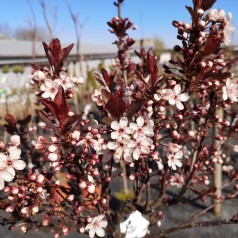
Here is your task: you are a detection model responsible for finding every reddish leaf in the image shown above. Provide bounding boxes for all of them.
[63,114,83,134]
[201,0,216,11]
[4,114,17,126]
[62,43,74,59]
[127,99,146,119]
[186,6,196,21]
[35,110,60,133]
[101,69,111,86]
[40,99,58,119]
[54,86,69,128]
[105,95,127,119]
[18,115,32,125]
[101,89,111,104]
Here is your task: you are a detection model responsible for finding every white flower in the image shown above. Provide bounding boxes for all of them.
[128,136,153,160]
[222,78,238,102]
[167,84,189,110]
[0,147,26,178]
[107,138,132,162]
[0,168,14,190]
[129,116,154,138]
[170,173,184,188]
[167,151,183,170]
[40,79,60,100]
[120,210,150,238]
[85,214,108,238]
[58,72,73,90]
[111,117,133,140]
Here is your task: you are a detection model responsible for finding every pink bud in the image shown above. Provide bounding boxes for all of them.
[21,207,30,214]
[67,194,75,201]
[38,136,48,143]
[10,135,20,146]
[32,206,39,214]
[79,181,87,189]
[21,225,27,233]
[48,153,58,161]
[11,187,19,194]
[48,144,57,153]
[37,174,45,183]
[87,184,96,194]
[6,206,14,213]
[79,227,85,233]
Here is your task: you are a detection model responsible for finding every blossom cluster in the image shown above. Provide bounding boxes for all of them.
[31,70,84,100]
[107,115,154,162]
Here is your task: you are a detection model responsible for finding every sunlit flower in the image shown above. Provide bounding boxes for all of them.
[0,147,26,178]
[167,84,189,110]
[85,214,108,238]
[40,79,60,100]
[58,72,73,90]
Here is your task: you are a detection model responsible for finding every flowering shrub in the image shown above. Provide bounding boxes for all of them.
[1,0,238,237]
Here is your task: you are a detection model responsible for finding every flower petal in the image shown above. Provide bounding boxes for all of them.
[111,121,119,130]
[176,101,184,110]
[0,171,14,182]
[13,160,26,170]
[111,131,119,140]
[179,93,189,102]
[89,228,96,238]
[0,178,5,190]
[174,84,181,95]
[136,116,144,127]
[0,153,7,161]
[9,148,21,160]
[96,227,105,237]
[168,98,176,105]
[119,117,128,127]
[107,142,118,150]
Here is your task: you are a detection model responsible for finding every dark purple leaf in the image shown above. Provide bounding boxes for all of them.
[105,95,127,120]
[127,99,146,119]
[201,0,216,11]
[35,109,60,133]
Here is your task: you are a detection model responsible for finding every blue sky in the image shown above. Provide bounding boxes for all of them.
[0,0,237,48]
